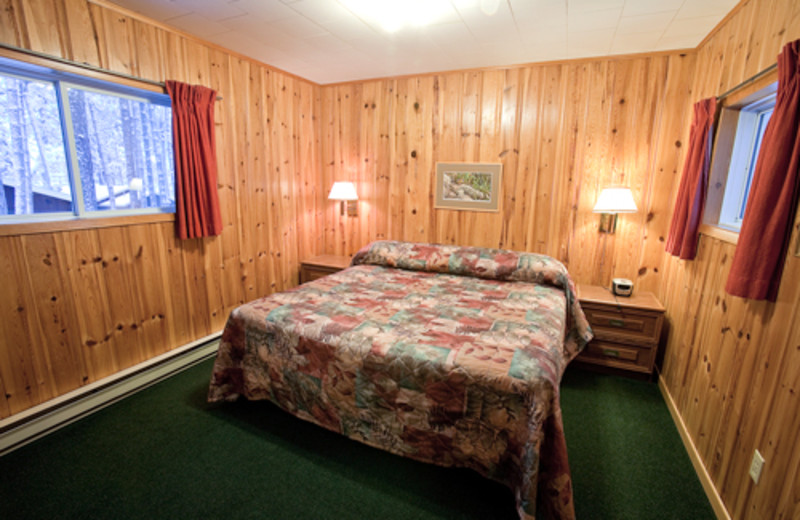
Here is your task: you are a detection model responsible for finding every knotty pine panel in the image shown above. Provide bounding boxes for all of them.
[0,0,321,419]
[659,0,800,519]
[319,53,695,295]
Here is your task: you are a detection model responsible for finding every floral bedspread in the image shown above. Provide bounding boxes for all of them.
[208,241,592,519]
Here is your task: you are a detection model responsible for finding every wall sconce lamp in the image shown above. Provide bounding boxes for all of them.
[328,181,358,217]
[593,186,637,233]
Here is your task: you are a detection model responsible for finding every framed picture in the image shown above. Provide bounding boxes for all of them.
[434,162,502,212]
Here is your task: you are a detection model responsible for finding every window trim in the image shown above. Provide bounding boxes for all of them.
[702,69,778,245]
[0,47,175,234]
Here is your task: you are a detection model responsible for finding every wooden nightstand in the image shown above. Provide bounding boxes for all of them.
[299,255,352,284]
[575,284,665,378]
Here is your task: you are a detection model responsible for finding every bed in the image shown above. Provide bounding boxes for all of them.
[208,241,592,519]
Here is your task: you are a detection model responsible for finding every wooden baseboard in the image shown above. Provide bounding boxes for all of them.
[658,375,732,520]
[0,333,221,456]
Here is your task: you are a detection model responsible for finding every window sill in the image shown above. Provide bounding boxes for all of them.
[0,213,175,237]
[699,224,739,245]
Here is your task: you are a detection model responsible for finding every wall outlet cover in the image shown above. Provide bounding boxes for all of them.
[749,449,765,484]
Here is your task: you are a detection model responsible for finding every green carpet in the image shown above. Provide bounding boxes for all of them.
[0,359,713,519]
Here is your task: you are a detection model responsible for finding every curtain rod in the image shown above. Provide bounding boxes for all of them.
[0,42,223,101]
[717,62,778,101]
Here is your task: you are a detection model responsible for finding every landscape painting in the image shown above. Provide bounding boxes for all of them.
[434,162,501,212]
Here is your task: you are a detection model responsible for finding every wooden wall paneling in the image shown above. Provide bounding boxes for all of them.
[180,238,213,338]
[334,83,361,256]
[130,18,165,84]
[209,49,245,311]
[62,0,100,67]
[553,63,589,269]
[238,59,263,300]
[57,229,117,381]
[124,224,174,358]
[90,4,135,77]
[658,2,800,518]
[497,68,523,252]
[535,66,566,259]
[431,73,463,246]
[0,237,50,414]
[19,0,68,58]
[471,69,503,248]
[685,241,734,455]
[708,296,766,487]
[277,73,301,288]
[18,233,85,396]
[295,80,322,262]
[0,0,26,48]
[157,225,195,349]
[649,54,695,298]
[506,67,541,251]
[260,67,281,295]
[569,60,611,286]
[95,226,147,369]
[395,77,429,245]
[356,81,381,249]
[319,84,337,253]
[162,30,189,84]
[610,59,655,289]
[718,4,750,95]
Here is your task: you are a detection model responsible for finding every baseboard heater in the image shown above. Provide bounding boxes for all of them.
[0,332,221,457]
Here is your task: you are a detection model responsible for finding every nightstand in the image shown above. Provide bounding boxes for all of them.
[575,284,665,378]
[299,255,352,284]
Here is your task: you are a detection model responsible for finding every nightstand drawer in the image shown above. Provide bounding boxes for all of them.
[301,265,338,283]
[578,340,655,374]
[299,255,352,284]
[582,306,662,346]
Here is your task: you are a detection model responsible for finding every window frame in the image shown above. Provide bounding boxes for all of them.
[701,70,779,244]
[0,49,176,233]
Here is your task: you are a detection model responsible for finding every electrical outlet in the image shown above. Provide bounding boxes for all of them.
[749,449,765,484]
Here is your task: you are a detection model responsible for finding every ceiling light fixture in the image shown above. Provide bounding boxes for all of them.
[341,0,456,33]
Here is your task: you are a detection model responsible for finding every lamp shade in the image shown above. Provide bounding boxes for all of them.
[328,181,358,201]
[593,187,637,213]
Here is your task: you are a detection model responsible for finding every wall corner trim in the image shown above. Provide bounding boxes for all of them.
[658,375,732,520]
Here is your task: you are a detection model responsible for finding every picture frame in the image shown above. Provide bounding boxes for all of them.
[434,162,502,212]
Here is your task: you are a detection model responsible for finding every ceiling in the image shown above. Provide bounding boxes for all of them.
[110,0,739,84]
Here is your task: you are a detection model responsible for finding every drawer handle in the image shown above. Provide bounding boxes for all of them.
[608,319,625,327]
[602,348,620,358]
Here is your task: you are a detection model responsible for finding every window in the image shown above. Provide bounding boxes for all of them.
[706,82,777,232]
[0,56,174,223]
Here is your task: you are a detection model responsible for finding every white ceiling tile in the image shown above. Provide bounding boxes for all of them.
[663,15,724,38]
[166,13,231,37]
[654,34,702,50]
[226,0,297,22]
[610,31,662,53]
[568,0,625,13]
[109,0,738,84]
[286,0,353,24]
[569,29,616,51]
[317,16,378,41]
[165,0,246,21]
[675,0,738,20]
[568,8,622,33]
[120,0,192,21]
[621,0,684,17]
[616,12,674,35]
[278,14,329,38]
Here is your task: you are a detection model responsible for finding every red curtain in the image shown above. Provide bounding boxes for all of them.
[725,40,800,301]
[166,80,223,240]
[665,97,717,260]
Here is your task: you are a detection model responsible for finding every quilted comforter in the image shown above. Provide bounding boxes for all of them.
[208,241,592,519]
